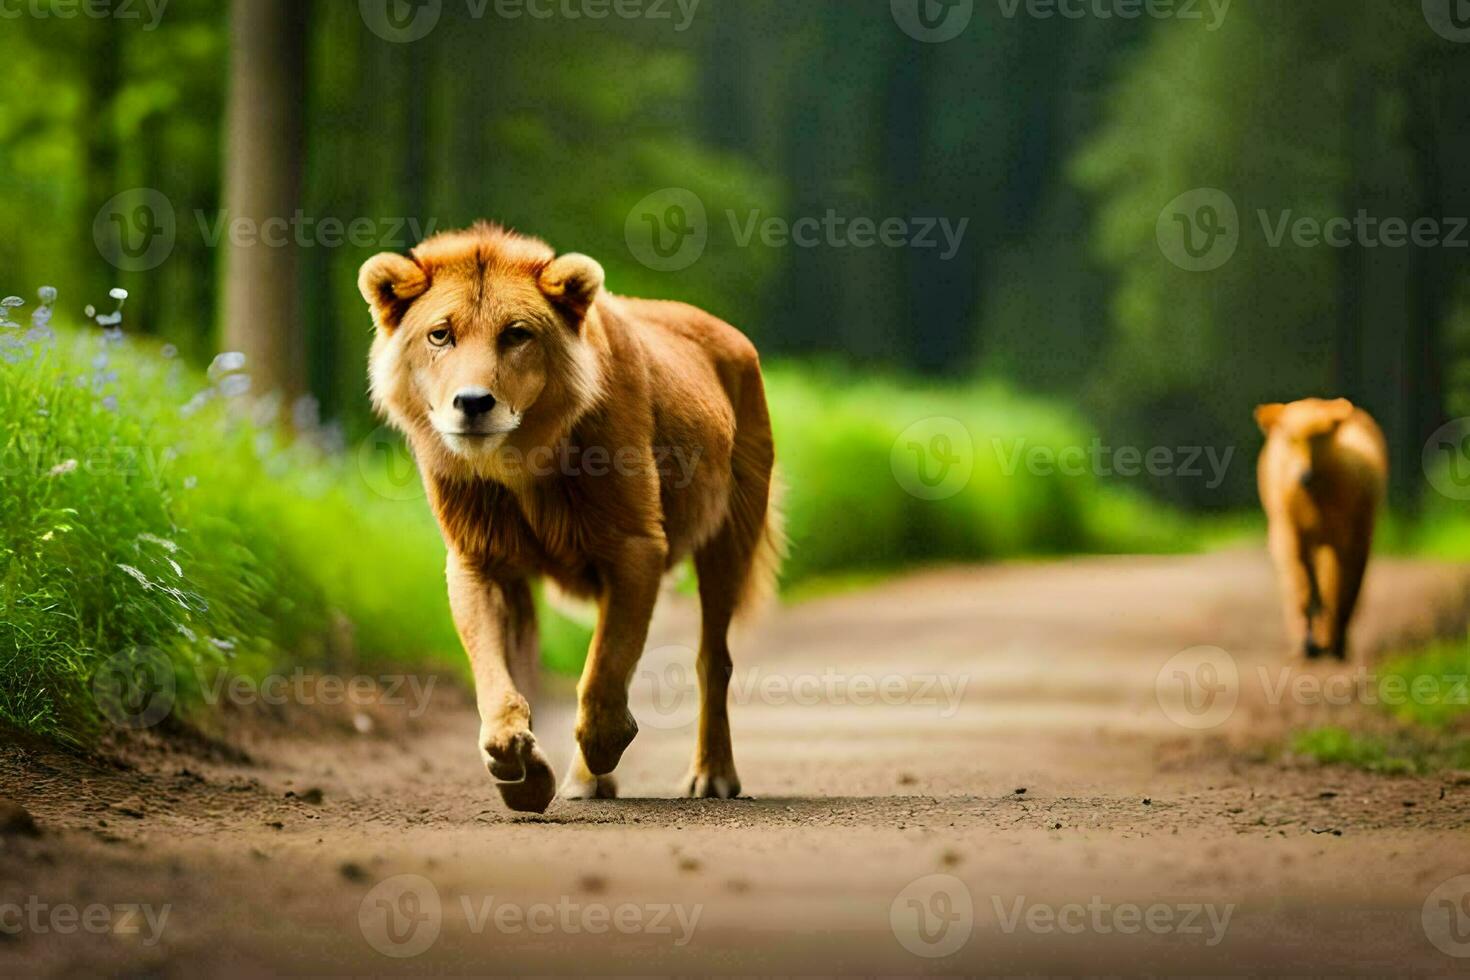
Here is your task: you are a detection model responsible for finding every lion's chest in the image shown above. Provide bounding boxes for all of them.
[433,481,601,596]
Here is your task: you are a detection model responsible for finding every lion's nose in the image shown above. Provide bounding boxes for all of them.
[453,389,497,417]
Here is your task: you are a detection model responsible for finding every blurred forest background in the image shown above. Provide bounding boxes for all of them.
[5,0,1470,741]
[2,0,1467,508]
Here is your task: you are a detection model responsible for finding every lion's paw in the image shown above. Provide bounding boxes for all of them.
[575,702,638,776]
[684,765,741,800]
[481,728,556,814]
[559,769,618,800]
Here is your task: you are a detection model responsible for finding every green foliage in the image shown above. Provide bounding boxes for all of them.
[766,365,1193,584]
[1292,632,1470,773]
[0,295,465,742]
[1291,725,1470,776]
[1072,2,1470,507]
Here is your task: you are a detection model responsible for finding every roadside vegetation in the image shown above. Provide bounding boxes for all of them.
[1292,631,1470,775]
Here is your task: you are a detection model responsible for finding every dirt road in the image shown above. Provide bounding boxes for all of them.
[4,550,1470,976]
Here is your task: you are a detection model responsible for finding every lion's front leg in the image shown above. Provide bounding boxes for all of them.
[573,536,667,777]
[448,557,556,813]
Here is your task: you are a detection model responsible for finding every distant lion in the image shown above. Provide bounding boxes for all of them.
[1255,398,1387,660]
[359,223,783,812]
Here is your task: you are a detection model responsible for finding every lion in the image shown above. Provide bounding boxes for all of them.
[358,223,782,813]
[1255,397,1387,661]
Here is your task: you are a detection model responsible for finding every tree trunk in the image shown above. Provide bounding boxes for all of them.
[221,0,310,402]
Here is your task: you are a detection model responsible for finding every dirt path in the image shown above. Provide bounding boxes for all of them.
[4,550,1470,976]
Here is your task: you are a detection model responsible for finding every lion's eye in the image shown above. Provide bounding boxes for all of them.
[500,324,534,347]
[427,326,454,348]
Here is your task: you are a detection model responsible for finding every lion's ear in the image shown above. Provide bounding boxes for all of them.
[1325,398,1355,425]
[539,253,604,323]
[1254,403,1285,434]
[358,252,428,333]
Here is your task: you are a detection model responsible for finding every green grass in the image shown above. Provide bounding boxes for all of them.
[765,364,1194,584]
[0,291,599,742]
[1293,631,1470,774]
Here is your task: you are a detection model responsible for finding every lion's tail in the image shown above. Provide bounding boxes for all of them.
[733,469,788,624]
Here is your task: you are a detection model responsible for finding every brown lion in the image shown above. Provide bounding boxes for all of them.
[358,223,783,813]
[1255,397,1387,661]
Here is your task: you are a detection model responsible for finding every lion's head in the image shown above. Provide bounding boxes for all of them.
[1255,397,1357,489]
[359,224,605,477]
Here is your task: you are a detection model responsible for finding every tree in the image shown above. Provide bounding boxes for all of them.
[221,0,311,402]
